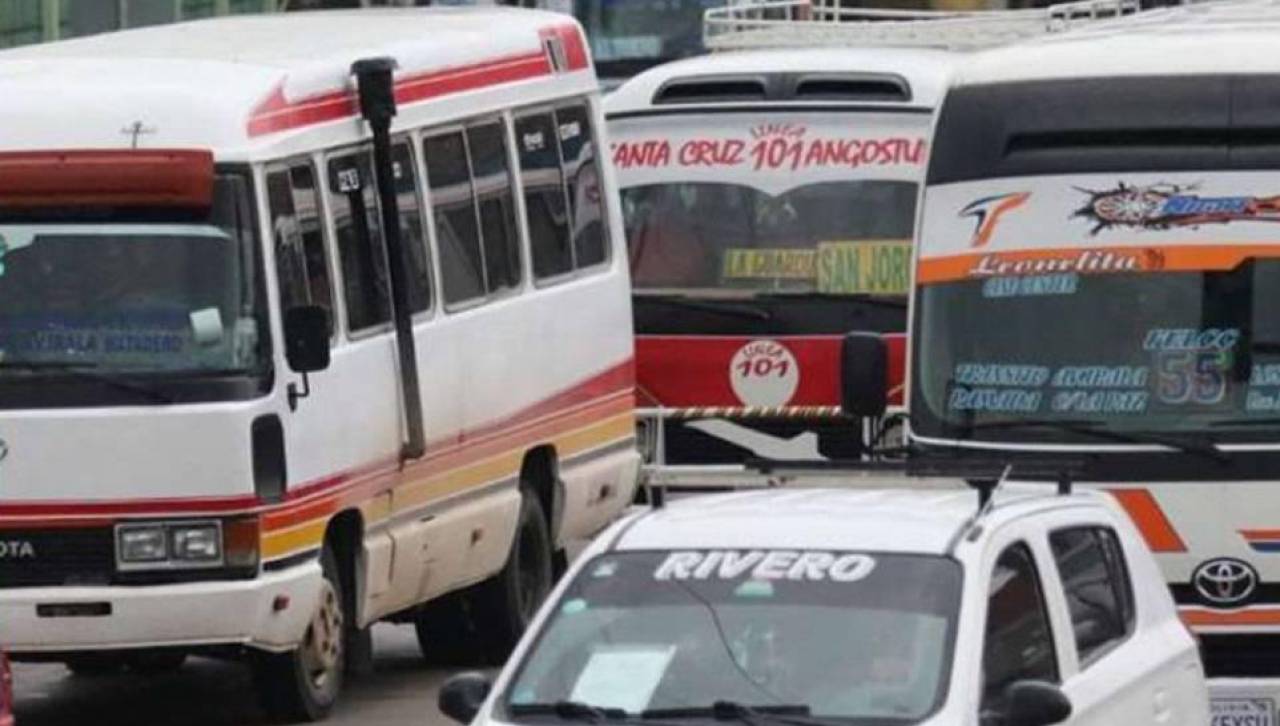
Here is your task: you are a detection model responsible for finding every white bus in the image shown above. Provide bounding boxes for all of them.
[886,1,1280,719]
[603,0,1143,488]
[0,7,639,721]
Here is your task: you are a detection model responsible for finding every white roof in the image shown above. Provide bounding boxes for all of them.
[604,47,955,116]
[954,0,1280,87]
[611,486,1103,555]
[0,8,589,157]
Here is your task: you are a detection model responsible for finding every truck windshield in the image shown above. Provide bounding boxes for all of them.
[503,550,960,722]
[0,176,266,379]
[914,258,1280,443]
[624,180,916,296]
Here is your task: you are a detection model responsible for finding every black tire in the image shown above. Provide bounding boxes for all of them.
[413,592,474,667]
[65,654,126,677]
[252,546,346,723]
[125,650,187,676]
[472,488,554,664]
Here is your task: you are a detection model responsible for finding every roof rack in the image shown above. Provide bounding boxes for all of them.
[703,0,1148,51]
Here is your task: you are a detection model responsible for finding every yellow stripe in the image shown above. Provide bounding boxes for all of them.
[261,413,634,561]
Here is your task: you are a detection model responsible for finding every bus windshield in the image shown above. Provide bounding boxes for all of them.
[610,112,929,298]
[913,173,1280,444]
[0,176,266,379]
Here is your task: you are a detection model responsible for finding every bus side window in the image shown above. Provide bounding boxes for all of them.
[556,104,609,270]
[391,142,432,314]
[514,111,573,281]
[466,121,522,295]
[424,131,485,306]
[328,151,392,333]
[266,162,334,336]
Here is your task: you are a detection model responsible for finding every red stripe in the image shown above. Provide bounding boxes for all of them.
[0,359,633,521]
[247,22,589,138]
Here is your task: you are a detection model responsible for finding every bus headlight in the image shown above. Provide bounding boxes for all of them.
[171,524,222,563]
[115,520,224,570]
[117,525,168,563]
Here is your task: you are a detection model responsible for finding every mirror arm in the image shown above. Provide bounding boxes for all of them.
[287,372,310,412]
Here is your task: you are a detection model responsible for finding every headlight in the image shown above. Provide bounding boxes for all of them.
[171,524,222,563]
[118,525,167,563]
[115,520,224,571]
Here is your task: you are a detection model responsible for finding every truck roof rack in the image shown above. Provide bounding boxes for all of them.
[704,0,1151,52]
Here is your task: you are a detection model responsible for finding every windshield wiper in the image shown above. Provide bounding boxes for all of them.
[0,361,174,404]
[755,291,907,308]
[637,294,772,321]
[966,419,1227,463]
[643,701,841,726]
[510,701,682,725]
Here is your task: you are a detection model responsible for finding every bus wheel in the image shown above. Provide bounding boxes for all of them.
[474,487,553,663]
[253,545,345,723]
[65,654,126,677]
[413,593,472,666]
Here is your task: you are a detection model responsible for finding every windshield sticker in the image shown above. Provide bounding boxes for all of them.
[969,248,1153,278]
[569,645,676,714]
[1155,349,1233,406]
[1076,182,1280,235]
[982,273,1079,298]
[1144,328,1240,352]
[721,241,911,295]
[611,124,925,174]
[654,550,877,583]
[722,249,815,280]
[561,598,589,616]
[950,362,1153,415]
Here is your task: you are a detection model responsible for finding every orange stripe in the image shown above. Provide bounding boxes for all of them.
[918,244,1280,285]
[1107,488,1186,553]
[1182,608,1280,627]
[1241,529,1280,540]
[259,394,634,535]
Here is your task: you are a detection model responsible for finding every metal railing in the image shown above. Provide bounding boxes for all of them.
[704,0,1147,50]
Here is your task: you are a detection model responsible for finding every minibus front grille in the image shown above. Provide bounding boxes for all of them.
[0,528,114,588]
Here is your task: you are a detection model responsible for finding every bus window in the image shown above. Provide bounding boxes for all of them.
[266,161,334,336]
[328,151,392,332]
[424,130,485,306]
[557,104,609,269]
[515,111,573,280]
[466,121,522,294]
[391,142,433,314]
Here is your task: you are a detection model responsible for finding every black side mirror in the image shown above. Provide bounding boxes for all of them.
[438,672,492,724]
[1004,680,1072,726]
[284,306,330,373]
[841,332,888,418]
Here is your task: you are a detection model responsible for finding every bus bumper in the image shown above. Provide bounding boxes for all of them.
[1209,678,1280,725]
[0,560,322,655]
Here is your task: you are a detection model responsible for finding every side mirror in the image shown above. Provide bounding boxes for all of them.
[841,332,887,418]
[438,671,492,724]
[1004,680,1072,726]
[283,306,330,373]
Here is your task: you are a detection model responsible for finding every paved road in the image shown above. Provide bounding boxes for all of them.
[12,624,456,726]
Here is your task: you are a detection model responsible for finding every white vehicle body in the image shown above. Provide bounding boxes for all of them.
[448,486,1209,725]
[605,49,950,487]
[912,2,1280,720]
[0,7,638,717]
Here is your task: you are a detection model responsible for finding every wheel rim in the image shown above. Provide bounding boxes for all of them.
[514,516,549,624]
[301,578,344,696]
